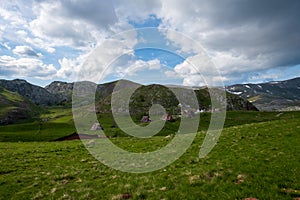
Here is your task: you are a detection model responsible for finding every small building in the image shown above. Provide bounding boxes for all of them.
[140,116,151,123]
[90,122,103,130]
[162,114,174,121]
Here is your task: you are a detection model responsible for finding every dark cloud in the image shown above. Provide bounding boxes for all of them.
[199,0,300,67]
[60,0,117,28]
[154,0,300,84]
[193,0,300,29]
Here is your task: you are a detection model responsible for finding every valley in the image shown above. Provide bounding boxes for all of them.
[0,78,299,199]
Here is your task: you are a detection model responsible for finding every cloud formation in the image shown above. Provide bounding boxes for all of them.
[0,55,56,79]
[0,0,299,85]
[13,45,41,57]
[155,0,300,83]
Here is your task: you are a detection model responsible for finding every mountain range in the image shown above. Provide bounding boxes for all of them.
[226,77,300,111]
[1,77,299,124]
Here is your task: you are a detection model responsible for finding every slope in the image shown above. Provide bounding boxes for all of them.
[0,79,60,106]
[0,86,42,125]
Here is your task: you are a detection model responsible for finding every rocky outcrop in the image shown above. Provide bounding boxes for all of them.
[226,77,300,111]
[45,81,74,103]
[0,79,59,106]
[226,93,258,111]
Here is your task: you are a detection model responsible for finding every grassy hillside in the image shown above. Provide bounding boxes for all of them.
[0,86,43,125]
[1,108,300,142]
[97,85,258,118]
[0,79,60,106]
[0,106,76,142]
[0,116,299,199]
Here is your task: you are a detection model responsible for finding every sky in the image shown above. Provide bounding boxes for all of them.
[0,0,300,87]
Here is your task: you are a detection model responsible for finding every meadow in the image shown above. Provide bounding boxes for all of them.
[1,106,300,142]
[0,109,299,199]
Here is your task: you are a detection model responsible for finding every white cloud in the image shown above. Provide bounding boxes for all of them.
[24,37,56,53]
[15,30,27,37]
[29,0,119,49]
[56,29,138,82]
[211,52,273,75]
[0,6,27,26]
[0,42,11,50]
[171,53,228,86]
[164,70,180,78]
[1,0,300,86]
[0,24,4,40]
[248,73,280,83]
[13,45,40,57]
[24,0,139,83]
[148,59,161,70]
[57,54,88,79]
[116,58,161,77]
[75,33,138,82]
[0,55,56,79]
[0,2,57,55]
[30,2,93,48]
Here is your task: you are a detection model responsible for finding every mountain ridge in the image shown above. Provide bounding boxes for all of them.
[0,78,263,116]
[0,79,60,106]
[2,77,299,112]
[226,77,300,111]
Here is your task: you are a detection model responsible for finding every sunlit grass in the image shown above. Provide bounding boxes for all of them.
[0,116,299,199]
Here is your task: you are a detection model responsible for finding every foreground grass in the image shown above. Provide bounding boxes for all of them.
[0,117,299,199]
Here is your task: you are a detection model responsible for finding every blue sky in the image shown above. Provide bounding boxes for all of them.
[0,0,300,87]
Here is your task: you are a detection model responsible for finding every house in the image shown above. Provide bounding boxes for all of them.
[140,116,151,123]
[162,114,174,121]
[90,122,103,130]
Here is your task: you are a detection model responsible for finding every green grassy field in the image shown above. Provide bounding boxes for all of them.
[0,115,299,199]
[1,108,300,142]
[0,109,299,199]
[0,106,76,142]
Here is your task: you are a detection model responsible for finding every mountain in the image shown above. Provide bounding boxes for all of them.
[0,79,258,115]
[226,77,300,111]
[96,83,258,117]
[45,81,73,103]
[0,86,42,125]
[0,79,60,106]
[45,79,257,116]
[44,79,141,104]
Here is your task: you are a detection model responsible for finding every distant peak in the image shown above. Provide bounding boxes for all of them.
[13,79,28,83]
[49,81,70,85]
